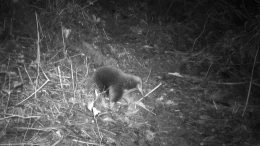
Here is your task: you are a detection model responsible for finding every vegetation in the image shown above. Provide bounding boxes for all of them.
[0,0,259,145]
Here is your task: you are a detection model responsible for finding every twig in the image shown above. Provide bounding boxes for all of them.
[101,129,116,136]
[35,12,41,107]
[0,115,41,121]
[85,56,89,76]
[72,139,101,146]
[135,101,156,115]
[253,82,260,87]
[166,0,175,16]
[103,28,110,40]
[16,66,50,106]
[138,82,162,102]
[209,81,249,85]
[61,24,67,58]
[242,46,259,116]
[69,59,75,114]
[52,137,63,146]
[23,64,33,86]
[205,61,213,79]
[133,56,143,68]
[191,14,208,51]
[0,143,41,146]
[15,126,60,132]
[232,102,240,114]
[58,66,67,104]
[16,79,49,105]
[23,107,33,142]
[145,68,151,83]
[94,114,102,144]
[17,67,24,85]
[212,100,218,110]
[47,48,64,63]
[35,12,41,65]
[5,57,11,114]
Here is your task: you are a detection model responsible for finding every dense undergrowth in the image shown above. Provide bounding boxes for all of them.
[0,0,259,145]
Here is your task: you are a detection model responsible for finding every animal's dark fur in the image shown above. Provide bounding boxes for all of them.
[93,66,143,103]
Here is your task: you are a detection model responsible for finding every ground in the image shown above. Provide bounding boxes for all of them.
[0,0,259,146]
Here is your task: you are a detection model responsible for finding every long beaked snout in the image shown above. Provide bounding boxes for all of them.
[137,82,143,96]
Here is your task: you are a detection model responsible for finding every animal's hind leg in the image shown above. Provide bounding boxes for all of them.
[109,85,123,102]
[108,85,123,108]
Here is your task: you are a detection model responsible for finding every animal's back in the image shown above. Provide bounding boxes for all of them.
[93,66,122,91]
